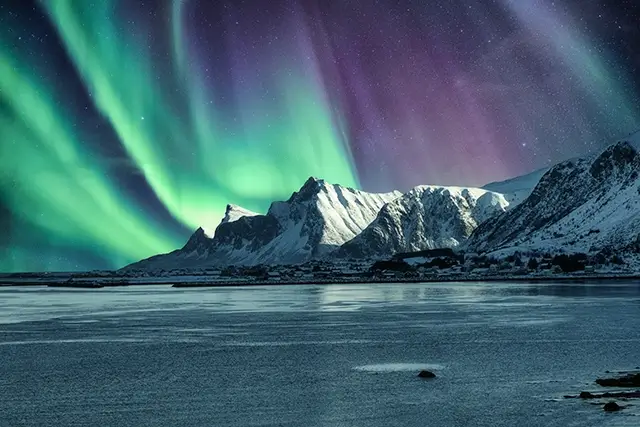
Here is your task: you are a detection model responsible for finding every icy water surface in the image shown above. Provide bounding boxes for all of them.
[1,283,639,426]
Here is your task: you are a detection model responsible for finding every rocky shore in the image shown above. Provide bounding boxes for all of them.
[564,371,640,412]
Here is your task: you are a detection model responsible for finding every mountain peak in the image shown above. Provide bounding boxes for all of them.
[338,184,507,259]
[302,176,327,189]
[468,137,640,255]
[182,226,212,251]
[221,204,259,224]
[285,176,330,203]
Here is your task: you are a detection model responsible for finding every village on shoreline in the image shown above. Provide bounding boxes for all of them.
[2,249,638,288]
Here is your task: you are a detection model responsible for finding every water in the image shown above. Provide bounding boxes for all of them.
[1,283,639,426]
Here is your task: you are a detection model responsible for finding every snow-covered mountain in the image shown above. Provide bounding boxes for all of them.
[336,186,509,259]
[467,131,640,255]
[125,178,400,270]
[482,167,548,205]
[221,204,259,224]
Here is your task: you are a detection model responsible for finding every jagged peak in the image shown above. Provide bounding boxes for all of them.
[300,176,329,192]
[407,184,495,201]
[221,204,260,225]
[304,176,326,186]
[182,226,213,251]
[192,227,214,239]
[285,176,330,203]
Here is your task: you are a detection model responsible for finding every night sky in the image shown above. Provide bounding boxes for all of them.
[1,0,639,272]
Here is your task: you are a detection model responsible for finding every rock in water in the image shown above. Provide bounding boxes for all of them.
[603,402,620,412]
[596,373,640,387]
[418,370,436,379]
[579,391,594,399]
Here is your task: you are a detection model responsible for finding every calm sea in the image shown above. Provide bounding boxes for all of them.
[1,283,639,426]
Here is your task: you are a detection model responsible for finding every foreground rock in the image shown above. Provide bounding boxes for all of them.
[564,370,640,406]
[565,390,640,399]
[596,373,640,387]
[603,402,621,412]
[418,370,436,379]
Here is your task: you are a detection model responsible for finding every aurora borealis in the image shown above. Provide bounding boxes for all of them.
[1,0,639,272]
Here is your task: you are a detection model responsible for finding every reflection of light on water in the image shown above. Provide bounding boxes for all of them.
[0,338,152,345]
[354,363,445,373]
[222,339,376,347]
[3,283,635,325]
[444,283,496,304]
[318,284,410,311]
[318,283,508,310]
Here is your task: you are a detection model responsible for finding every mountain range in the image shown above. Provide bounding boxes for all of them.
[335,186,509,259]
[467,131,640,256]
[127,178,400,270]
[126,131,640,271]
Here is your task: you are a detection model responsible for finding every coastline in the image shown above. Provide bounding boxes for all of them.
[170,274,640,287]
[1,273,639,288]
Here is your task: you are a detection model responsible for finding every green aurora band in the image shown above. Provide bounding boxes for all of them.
[0,0,358,271]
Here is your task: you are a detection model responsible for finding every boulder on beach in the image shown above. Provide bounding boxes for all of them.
[418,370,436,379]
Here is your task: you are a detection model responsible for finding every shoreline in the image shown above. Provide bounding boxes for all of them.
[1,273,639,288]
[171,274,640,287]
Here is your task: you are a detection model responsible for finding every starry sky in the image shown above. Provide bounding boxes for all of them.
[1,0,639,272]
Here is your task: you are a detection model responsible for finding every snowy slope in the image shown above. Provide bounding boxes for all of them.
[482,167,548,205]
[220,204,259,224]
[467,131,640,255]
[125,177,400,270]
[336,185,509,259]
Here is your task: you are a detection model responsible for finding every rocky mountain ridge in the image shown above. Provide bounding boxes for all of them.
[336,186,509,259]
[466,131,640,256]
[125,178,400,270]
[126,132,640,271]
